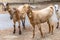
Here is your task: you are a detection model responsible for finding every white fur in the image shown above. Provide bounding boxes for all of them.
[30,5,37,9]
[49,5,59,28]
[54,4,59,11]
[57,9,60,19]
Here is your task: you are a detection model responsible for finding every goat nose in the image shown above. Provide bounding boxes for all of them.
[57,10,58,12]
[10,16,12,20]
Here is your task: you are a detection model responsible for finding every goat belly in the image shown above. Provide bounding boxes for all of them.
[37,15,49,23]
[40,18,48,23]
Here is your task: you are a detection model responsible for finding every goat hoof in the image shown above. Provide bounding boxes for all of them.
[13,31,15,34]
[19,31,21,35]
[56,27,58,29]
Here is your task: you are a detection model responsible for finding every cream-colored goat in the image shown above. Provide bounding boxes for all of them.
[23,4,54,38]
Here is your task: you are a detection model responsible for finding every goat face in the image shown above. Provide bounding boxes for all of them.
[23,4,33,18]
[2,2,9,11]
[54,4,59,12]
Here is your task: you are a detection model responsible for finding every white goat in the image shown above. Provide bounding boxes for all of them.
[54,4,59,28]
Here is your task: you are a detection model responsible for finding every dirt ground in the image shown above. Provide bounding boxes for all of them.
[0,2,60,40]
[0,23,60,40]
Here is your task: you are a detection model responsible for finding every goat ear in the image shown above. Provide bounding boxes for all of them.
[6,3,9,6]
[50,7,53,10]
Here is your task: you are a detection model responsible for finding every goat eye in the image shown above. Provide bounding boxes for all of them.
[29,13,31,16]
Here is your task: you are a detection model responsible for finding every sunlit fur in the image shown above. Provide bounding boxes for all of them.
[2,3,26,34]
[23,4,54,38]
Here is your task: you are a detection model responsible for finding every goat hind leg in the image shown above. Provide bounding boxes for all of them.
[38,24,43,37]
[47,20,51,33]
[32,24,35,38]
[18,21,21,34]
[13,23,16,34]
[51,25,54,35]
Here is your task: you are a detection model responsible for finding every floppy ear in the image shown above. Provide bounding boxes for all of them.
[49,6,54,14]
[50,6,54,11]
[23,5,26,11]
[6,3,9,6]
